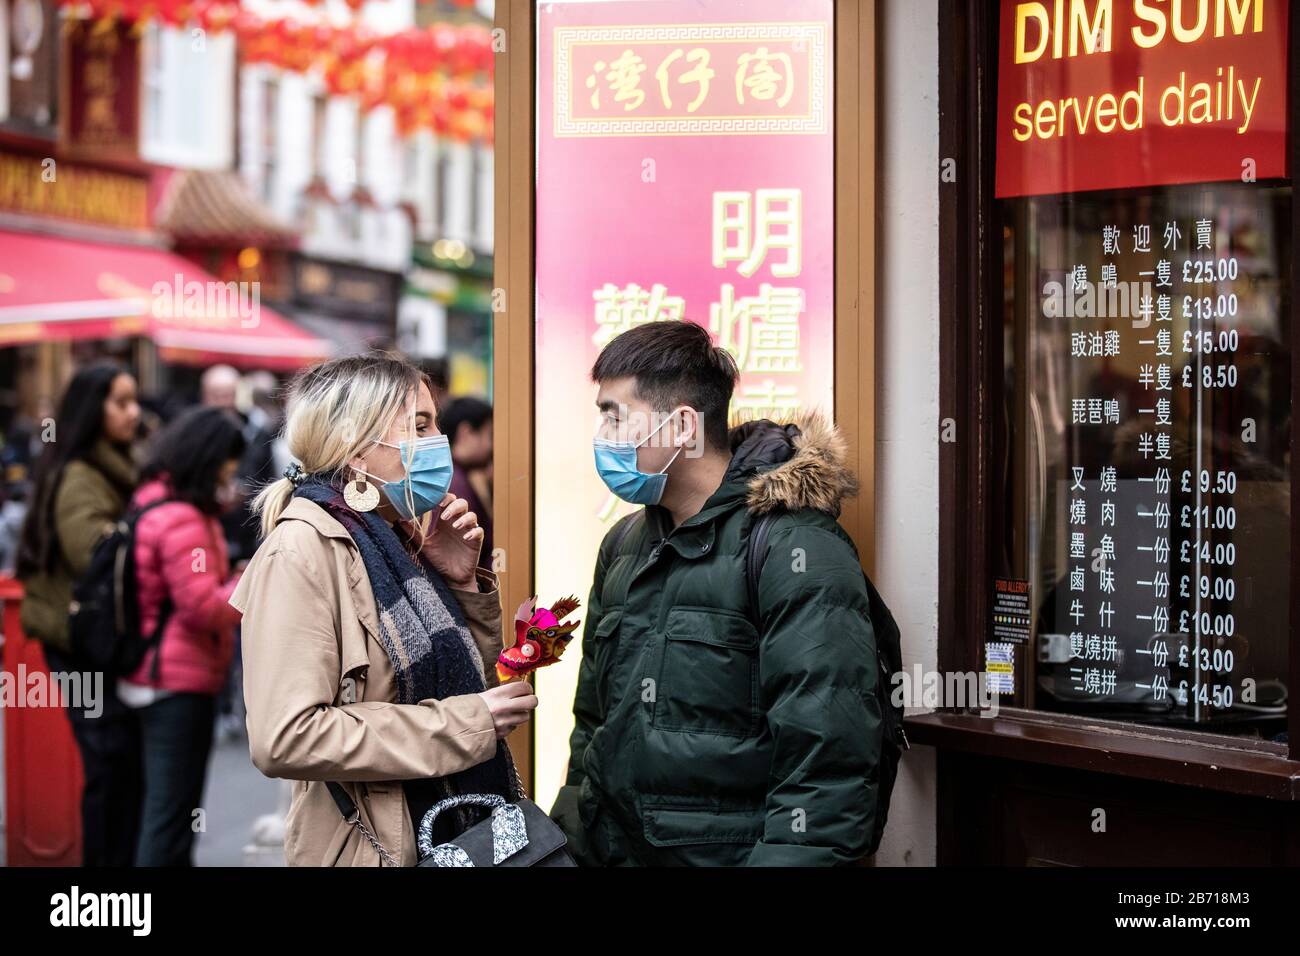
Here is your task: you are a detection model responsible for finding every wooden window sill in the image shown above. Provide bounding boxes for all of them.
[905,709,1300,800]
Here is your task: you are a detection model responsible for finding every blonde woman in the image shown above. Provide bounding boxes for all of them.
[231,354,537,866]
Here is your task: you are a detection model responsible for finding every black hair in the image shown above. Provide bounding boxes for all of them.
[140,406,247,514]
[591,321,739,449]
[16,362,134,576]
[438,397,493,446]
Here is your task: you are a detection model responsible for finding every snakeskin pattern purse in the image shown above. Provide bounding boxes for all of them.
[417,793,576,867]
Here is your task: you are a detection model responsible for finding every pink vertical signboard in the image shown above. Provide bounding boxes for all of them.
[532,0,834,808]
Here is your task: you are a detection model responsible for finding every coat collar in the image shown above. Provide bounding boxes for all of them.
[276,495,358,542]
[275,496,384,655]
[86,437,137,496]
[638,412,856,557]
[644,503,719,560]
[733,411,858,516]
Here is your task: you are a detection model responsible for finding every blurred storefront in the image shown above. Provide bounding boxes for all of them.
[291,252,400,354]
[395,0,497,399]
[400,241,494,399]
[0,10,330,430]
[0,0,497,493]
[156,166,307,393]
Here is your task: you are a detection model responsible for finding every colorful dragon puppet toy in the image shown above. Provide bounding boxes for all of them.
[495,596,582,684]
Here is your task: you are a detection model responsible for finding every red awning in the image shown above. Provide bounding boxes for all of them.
[0,230,332,370]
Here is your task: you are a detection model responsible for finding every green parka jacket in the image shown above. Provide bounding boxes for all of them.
[551,414,882,866]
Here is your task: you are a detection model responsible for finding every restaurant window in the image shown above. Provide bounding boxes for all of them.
[260,73,279,207]
[139,24,234,169]
[2,0,59,134]
[1003,182,1291,738]
[990,0,1293,741]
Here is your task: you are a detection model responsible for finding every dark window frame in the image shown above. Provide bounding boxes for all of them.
[910,0,1300,797]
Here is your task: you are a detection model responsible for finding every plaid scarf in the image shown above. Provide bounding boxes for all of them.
[293,475,516,834]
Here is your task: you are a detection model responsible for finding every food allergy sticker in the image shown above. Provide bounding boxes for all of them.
[992,577,1031,645]
[985,641,1015,695]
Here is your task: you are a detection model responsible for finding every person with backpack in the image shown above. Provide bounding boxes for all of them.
[118,405,247,866]
[550,321,898,866]
[15,362,143,867]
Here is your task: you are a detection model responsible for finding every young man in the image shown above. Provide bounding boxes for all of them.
[550,321,882,866]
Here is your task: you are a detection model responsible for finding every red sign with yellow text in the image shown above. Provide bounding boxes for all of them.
[996,0,1290,197]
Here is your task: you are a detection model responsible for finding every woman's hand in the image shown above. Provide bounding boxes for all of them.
[479,682,538,739]
[420,492,483,589]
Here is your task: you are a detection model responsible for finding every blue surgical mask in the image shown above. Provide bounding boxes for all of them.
[593,411,684,505]
[356,434,454,520]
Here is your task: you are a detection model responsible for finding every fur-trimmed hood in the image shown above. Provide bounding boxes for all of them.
[725,411,859,516]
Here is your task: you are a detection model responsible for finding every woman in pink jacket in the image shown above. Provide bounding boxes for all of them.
[121,405,247,866]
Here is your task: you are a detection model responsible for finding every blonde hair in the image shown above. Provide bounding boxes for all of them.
[252,352,429,538]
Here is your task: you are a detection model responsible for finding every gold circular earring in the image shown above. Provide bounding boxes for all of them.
[344,473,380,512]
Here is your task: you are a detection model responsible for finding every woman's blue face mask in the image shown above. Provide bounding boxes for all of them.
[592,409,685,506]
[356,434,454,520]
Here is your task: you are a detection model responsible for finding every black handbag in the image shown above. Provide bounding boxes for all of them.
[325,783,576,867]
[416,793,576,867]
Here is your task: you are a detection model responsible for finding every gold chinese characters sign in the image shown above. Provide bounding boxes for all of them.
[553,20,829,137]
[60,20,141,163]
[0,150,148,229]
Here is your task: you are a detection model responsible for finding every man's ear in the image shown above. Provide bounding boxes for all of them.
[679,406,703,453]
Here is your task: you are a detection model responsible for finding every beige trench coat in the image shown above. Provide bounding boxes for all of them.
[230,496,504,866]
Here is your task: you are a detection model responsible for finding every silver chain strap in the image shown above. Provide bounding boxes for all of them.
[506,745,527,801]
[347,812,401,867]
[342,741,525,867]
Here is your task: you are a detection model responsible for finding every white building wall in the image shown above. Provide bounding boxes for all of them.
[237,67,263,189]
[237,0,419,272]
[275,70,315,224]
[0,4,9,123]
[873,0,940,867]
[139,25,236,170]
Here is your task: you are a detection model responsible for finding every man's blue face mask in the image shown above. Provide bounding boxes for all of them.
[355,434,454,520]
[592,409,686,506]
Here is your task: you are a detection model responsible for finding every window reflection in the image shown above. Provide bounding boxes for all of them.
[1004,183,1291,738]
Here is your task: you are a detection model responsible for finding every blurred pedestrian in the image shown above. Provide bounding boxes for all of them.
[201,366,278,741]
[15,362,143,867]
[200,365,272,565]
[199,364,240,412]
[438,397,494,571]
[120,405,246,867]
[244,370,288,478]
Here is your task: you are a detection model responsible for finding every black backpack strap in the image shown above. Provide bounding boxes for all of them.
[130,498,179,681]
[608,511,644,556]
[745,512,777,629]
[126,496,179,526]
[147,595,173,682]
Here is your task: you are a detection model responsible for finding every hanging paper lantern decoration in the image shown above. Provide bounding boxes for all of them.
[56,0,495,142]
